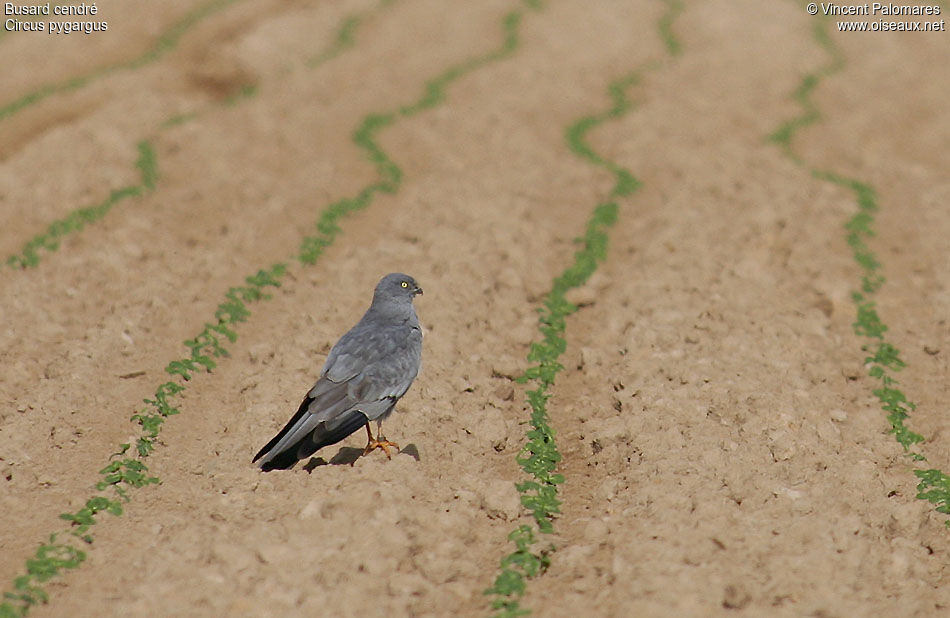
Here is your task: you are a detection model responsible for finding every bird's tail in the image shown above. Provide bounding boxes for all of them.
[258,448,302,471]
[254,408,370,471]
[294,410,368,461]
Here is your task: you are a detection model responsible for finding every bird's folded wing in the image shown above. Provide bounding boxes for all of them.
[251,378,351,463]
[321,323,404,383]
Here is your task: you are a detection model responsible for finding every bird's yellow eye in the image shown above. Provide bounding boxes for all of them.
[401,281,409,288]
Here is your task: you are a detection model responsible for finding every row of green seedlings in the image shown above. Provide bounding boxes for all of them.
[2,3,545,615]
[0,264,285,618]
[5,0,394,270]
[768,6,950,523]
[486,72,643,616]
[0,0,244,122]
[1,1,395,612]
[485,0,686,608]
[7,141,157,269]
[831,173,950,522]
[658,0,684,57]
[485,202,621,618]
[164,0,386,128]
[301,2,538,263]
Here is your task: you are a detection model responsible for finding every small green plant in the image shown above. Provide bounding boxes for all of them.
[223,84,258,106]
[307,0,400,68]
[0,536,85,617]
[766,16,844,161]
[135,141,158,191]
[160,112,197,128]
[309,15,361,66]
[59,496,126,541]
[915,470,950,527]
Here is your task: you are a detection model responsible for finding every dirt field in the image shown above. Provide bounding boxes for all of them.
[2,0,949,616]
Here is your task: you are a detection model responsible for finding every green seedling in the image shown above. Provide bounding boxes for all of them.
[307,0,398,68]
[135,141,158,191]
[485,526,553,617]
[915,469,950,526]
[767,16,844,161]
[0,536,85,617]
[223,84,258,106]
[60,496,125,539]
[161,112,197,128]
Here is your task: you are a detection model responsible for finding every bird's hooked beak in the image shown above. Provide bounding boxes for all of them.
[414,285,424,296]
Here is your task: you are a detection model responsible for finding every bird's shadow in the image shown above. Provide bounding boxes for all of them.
[303,443,420,472]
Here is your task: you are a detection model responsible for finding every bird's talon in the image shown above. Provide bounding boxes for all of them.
[363,438,400,459]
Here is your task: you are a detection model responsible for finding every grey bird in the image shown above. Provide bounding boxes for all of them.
[253,273,423,471]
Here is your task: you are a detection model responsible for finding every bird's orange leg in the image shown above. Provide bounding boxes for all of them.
[362,423,400,459]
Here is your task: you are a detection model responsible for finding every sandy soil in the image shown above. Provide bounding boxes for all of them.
[1,0,948,616]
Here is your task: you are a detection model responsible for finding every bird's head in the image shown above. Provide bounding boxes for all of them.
[375,273,423,303]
